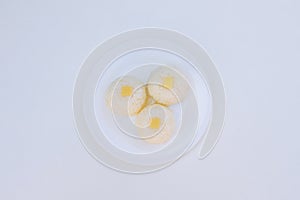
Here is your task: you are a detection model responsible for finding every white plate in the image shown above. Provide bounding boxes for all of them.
[73,28,225,173]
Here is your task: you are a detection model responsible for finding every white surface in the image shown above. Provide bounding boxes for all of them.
[1,0,299,199]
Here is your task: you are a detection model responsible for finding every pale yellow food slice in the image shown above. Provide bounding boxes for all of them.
[147,66,189,106]
[105,76,147,116]
[135,104,175,144]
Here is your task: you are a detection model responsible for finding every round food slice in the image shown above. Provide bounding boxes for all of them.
[135,104,175,144]
[147,66,190,106]
[105,76,147,116]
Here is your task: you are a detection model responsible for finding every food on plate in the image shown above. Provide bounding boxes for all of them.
[147,66,190,106]
[135,104,175,144]
[105,76,147,115]
[105,67,188,144]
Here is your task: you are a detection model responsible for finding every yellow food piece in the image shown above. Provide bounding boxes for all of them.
[163,76,174,89]
[121,86,133,97]
[150,117,161,129]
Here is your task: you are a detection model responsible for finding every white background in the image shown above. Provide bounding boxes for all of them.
[1,0,299,199]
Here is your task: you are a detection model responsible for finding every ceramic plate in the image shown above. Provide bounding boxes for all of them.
[73,28,225,173]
